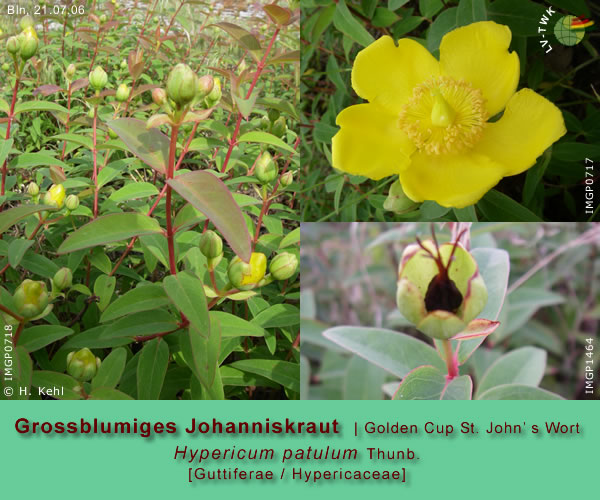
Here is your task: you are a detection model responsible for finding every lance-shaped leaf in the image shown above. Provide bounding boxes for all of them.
[181,319,222,393]
[57,213,163,254]
[163,272,209,337]
[168,171,251,262]
[107,118,169,174]
[211,22,262,61]
[264,4,292,26]
[0,204,53,233]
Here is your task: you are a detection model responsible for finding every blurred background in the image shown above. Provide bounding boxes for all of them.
[300,222,600,400]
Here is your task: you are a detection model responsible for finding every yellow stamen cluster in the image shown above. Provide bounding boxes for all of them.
[398,76,488,155]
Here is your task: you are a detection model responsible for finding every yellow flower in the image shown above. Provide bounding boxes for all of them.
[227,252,267,290]
[331,21,566,208]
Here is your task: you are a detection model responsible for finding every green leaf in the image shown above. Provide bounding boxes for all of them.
[220,365,279,388]
[426,7,458,56]
[227,359,300,392]
[106,118,169,174]
[477,190,543,221]
[488,0,546,36]
[0,205,53,234]
[311,4,336,43]
[279,227,300,248]
[0,138,13,168]
[101,284,169,323]
[57,213,163,254]
[523,150,551,205]
[456,0,487,26]
[50,133,93,150]
[323,326,445,378]
[137,338,169,400]
[168,171,251,262]
[211,22,262,60]
[388,0,410,9]
[251,304,299,328]
[88,387,134,400]
[476,346,546,397]
[478,384,564,400]
[372,7,399,28]
[237,131,298,155]
[14,101,68,115]
[419,0,443,19]
[180,320,222,395]
[210,311,266,337]
[263,4,292,25]
[163,272,209,336]
[393,365,472,400]
[471,247,510,322]
[109,182,159,203]
[31,371,82,400]
[18,325,73,352]
[0,346,32,400]
[333,0,375,48]
[94,274,116,312]
[453,205,478,222]
[92,347,127,390]
[9,152,70,170]
[233,87,260,119]
[343,356,388,399]
[553,142,600,162]
[8,239,34,268]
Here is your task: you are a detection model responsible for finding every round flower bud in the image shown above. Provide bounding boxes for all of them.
[65,63,76,81]
[27,182,39,196]
[20,15,35,31]
[152,87,167,106]
[269,252,298,281]
[255,152,278,184]
[120,59,127,69]
[228,252,267,290]
[43,183,66,209]
[6,36,20,55]
[196,74,214,99]
[115,83,130,102]
[87,108,95,119]
[88,65,108,92]
[66,348,101,382]
[260,116,270,131]
[199,230,223,259]
[2,62,10,72]
[166,63,197,108]
[53,267,73,291]
[99,14,107,24]
[204,77,221,106]
[267,109,280,123]
[19,26,38,61]
[271,116,287,138]
[65,194,80,211]
[13,279,49,319]
[280,171,294,187]
[108,128,118,139]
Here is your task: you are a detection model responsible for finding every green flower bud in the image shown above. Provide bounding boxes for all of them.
[280,171,293,187]
[66,348,101,382]
[255,152,278,184]
[88,65,108,92]
[152,87,167,106]
[384,179,419,214]
[108,128,118,139]
[228,252,267,290]
[43,183,66,209]
[2,62,10,71]
[115,83,130,102]
[199,230,223,259]
[99,14,107,24]
[87,108,95,119]
[196,74,214,99]
[166,63,197,108]
[13,279,49,319]
[65,194,80,211]
[120,59,127,69]
[267,109,280,122]
[19,26,38,61]
[269,252,298,281]
[271,116,287,138]
[6,36,20,55]
[396,237,488,340]
[27,182,39,196]
[53,267,73,291]
[65,63,76,81]
[204,77,221,106]
[260,116,270,131]
[20,15,35,31]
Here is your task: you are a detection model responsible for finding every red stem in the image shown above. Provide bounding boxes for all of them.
[92,106,99,218]
[442,339,459,380]
[1,75,20,196]
[60,82,73,161]
[166,125,179,275]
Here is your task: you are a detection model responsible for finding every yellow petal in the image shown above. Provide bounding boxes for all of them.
[351,36,439,114]
[399,151,505,208]
[332,103,415,180]
[440,21,519,117]
[473,89,566,176]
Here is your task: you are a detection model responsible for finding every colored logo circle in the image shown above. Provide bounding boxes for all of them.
[554,15,585,46]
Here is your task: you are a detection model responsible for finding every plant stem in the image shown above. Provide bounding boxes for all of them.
[0,304,24,323]
[442,339,458,380]
[92,105,99,218]
[166,125,179,275]
[1,75,21,196]
[12,321,25,347]
[60,82,73,161]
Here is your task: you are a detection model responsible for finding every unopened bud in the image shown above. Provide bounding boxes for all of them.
[66,348,101,381]
[99,14,107,24]
[65,194,80,211]
[196,75,214,99]
[6,36,20,55]
[152,87,167,106]
[27,182,39,196]
[13,279,49,319]
[269,252,298,281]
[120,59,127,70]
[2,62,9,71]
[271,116,287,138]
[20,15,35,31]
[43,183,66,209]
[88,65,108,92]
[204,77,221,107]
[53,267,73,291]
[228,252,267,290]
[199,230,223,259]
[280,171,294,187]
[255,151,278,184]
[268,109,280,122]
[166,63,197,108]
[65,63,76,80]
[260,116,270,131]
[115,83,130,102]
[19,26,38,61]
